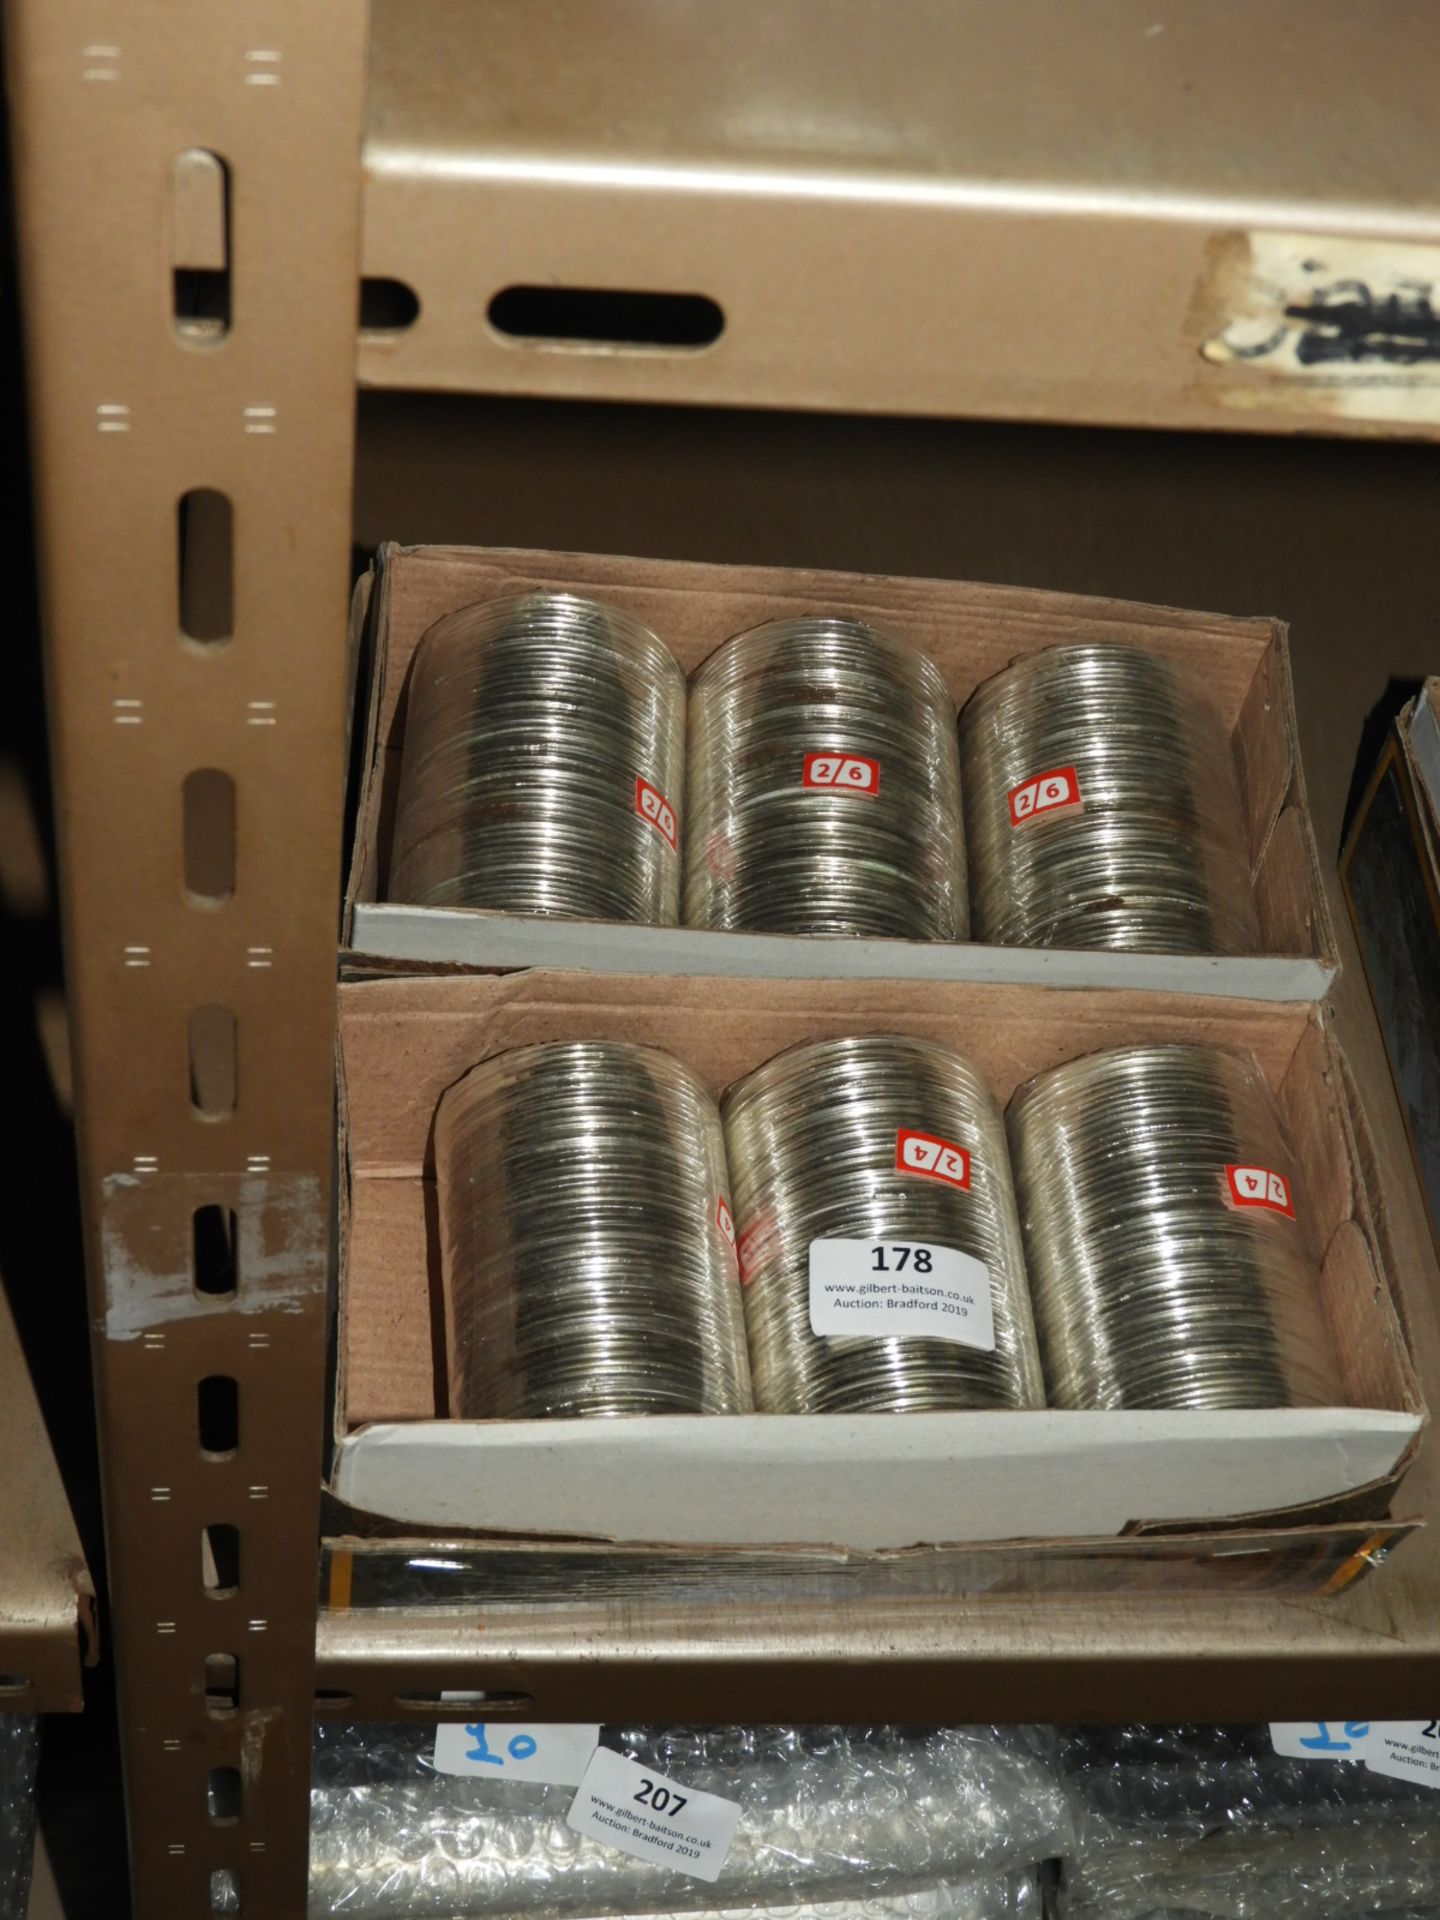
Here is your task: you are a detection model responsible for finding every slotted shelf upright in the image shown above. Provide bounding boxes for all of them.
[8,2,1440,1916]
[0,1281,93,1716]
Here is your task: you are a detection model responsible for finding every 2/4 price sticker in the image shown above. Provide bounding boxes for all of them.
[567,1746,741,1882]
[896,1128,971,1190]
[809,1238,995,1352]
[1225,1164,1296,1217]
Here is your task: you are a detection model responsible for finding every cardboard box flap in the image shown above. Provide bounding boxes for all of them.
[340,971,1314,1177]
[375,543,1279,719]
[331,1407,1422,1552]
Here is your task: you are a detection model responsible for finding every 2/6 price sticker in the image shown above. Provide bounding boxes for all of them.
[1008,764,1082,826]
[803,751,880,797]
[567,1746,742,1882]
[809,1238,995,1351]
[635,775,678,850]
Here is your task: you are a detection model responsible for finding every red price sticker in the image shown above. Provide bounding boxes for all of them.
[705,827,737,881]
[896,1128,971,1190]
[803,752,880,797]
[736,1211,776,1286]
[635,775,678,850]
[714,1196,737,1254]
[1224,1164,1296,1218]
[1008,765,1082,826]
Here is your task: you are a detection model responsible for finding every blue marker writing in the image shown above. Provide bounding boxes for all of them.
[1298,1721,1369,1753]
[464,1725,540,1767]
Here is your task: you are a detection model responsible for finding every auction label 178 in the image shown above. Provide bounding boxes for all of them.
[808,1238,995,1351]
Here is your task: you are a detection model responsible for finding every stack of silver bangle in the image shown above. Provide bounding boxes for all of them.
[435,1041,752,1417]
[388,591,685,923]
[684,617,968,939]
[723,1035,1043,1413]
[959,643,1260,955]
[1008,1043,1338,1409]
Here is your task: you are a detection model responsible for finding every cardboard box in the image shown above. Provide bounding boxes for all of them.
[332,970,1422,1575]
[344,545,1339,1001]
[1342,679,1440,1259]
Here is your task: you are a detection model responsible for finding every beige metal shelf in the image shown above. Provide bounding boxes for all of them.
[0,1282,93,1716]
[11,0,1440,1912]
[357,0,1440,436]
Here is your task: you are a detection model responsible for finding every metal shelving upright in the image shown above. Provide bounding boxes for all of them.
[1,1281,91,1920]
[0,1281,92,1716]
[8,1,1440,1914]
[6,3,368,1913]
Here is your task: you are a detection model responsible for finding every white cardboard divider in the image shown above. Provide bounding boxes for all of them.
[332,1406,1421,1549]
[350,902,1334,1001]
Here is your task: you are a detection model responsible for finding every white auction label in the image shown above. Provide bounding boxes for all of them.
[1269,1721,1370,1761]
[1365,1721,1440,1788]
[567,1745,741,1882]
[434,1712,600,1785]
[808,1238,995,1351]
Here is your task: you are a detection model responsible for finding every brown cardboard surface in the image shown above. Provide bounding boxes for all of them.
[343,971,1312,1182]
[344,544,1339,983]
[335,970,1421,1550]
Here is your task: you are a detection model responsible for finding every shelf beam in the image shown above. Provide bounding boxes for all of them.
[357,0,1440,439]
[317,1576,1440,1725]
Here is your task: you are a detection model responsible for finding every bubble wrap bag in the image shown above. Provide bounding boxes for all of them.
[308,1723,1070,1918]
[1134,1911,1440,1920]
[565,1873,1043,1920]
[1132,1912,1440,1920]
[0,1717,39,1920]
[1059,1725,1440,1920]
